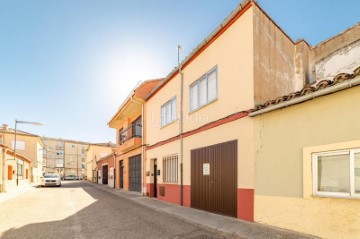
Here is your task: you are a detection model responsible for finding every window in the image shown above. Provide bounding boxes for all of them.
[119,128,125,145]
[12,140,25,150]
[161,97,177,127]
[81,146,85,154]
[190,67,217,112]
[313,149,360,198]
[18,163,24,176]
[163,155,178,183]
[132,117,142,137]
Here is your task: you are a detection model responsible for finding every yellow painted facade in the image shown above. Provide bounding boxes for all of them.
[0,131,44,183]
[0,145,31,192]
[253,86,360,239]
[86,144,114,182]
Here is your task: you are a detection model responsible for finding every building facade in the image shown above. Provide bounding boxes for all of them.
[250,24,360,238]
[108,80,161,192]
[0,124,44,184]
[86,143,115,182]
[1,144,32,192]
[42,137,91,178]
[105,0,360,237]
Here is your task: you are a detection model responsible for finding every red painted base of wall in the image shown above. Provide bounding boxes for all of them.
[145,183,191,207]
[237,188,254,222]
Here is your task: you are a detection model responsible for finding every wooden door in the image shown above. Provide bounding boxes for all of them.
[191,140,237,217]
[8,165,13,180]
[120,160,124,189]
[102,165,108,184]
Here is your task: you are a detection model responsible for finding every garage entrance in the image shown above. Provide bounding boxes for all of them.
[129,155,141,192]
[191,140,237,217]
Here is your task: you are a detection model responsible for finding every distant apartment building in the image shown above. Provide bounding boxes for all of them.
[42,137,90,178]
[42,137,114,178]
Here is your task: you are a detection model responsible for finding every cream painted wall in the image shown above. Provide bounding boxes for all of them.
[145,7,254,146]
[145,75,180,146]
[253,86,360,239]
[86,145,113,180]
[254,86,360,197]
[145,141,179,185]
[255,195,360,239]
[183,118,254,188]
[182,8,254,133]
[145,117,254,188]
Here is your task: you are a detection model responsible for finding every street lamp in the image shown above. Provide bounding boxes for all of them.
[14,119,43,186]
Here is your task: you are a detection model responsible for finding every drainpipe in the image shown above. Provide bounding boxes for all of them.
[113,151,116,188]
[130,93,145,195]
[178,45,184,206]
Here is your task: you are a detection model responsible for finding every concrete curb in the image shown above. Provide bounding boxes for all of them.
[86,181,319,239]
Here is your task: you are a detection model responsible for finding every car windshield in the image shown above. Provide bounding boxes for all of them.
[44,175,60,178]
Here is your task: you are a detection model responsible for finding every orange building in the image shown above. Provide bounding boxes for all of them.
[108,80,161,192]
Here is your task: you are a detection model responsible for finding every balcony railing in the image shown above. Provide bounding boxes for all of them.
[119,123,142,145]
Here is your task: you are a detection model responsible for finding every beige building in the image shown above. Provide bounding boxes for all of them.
[143,0,305,220]
[86,143,115,182]
[0,124,44,184]
[140,0,359,237]
[0,144,32,192]
[250,25,360,239]
[42,137,91,178]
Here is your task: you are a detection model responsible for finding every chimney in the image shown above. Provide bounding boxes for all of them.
[2,124,8,131]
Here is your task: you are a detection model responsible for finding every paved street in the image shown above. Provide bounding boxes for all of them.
[0,181,239,239]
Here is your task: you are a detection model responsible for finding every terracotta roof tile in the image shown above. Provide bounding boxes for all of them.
[254,66,360,111]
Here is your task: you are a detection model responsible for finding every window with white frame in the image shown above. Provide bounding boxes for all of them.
[163,155,178,183]
[312,149,360,198]
[161,97,177,127]
[190,67,217,112]
[11,140,25,150]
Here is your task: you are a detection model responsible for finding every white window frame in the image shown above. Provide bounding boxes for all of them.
[189,66,218,112]
[312,148,360,198]
[161,97,177,127]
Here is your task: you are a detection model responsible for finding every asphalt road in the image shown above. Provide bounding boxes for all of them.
[0,181,239,239]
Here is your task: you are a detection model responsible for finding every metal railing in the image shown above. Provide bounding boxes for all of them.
[119,123,142,145]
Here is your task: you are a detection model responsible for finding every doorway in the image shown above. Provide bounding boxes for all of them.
[119,160,124,189]
[191,140,237,217]
[153,159,157,198]
[102,164,108,185]
[129,155,141,192]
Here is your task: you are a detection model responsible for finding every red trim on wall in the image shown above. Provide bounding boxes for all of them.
[154,184,191,207]
[183,185,191,207]
[237,188,254,222]
[146,2,252,101]
[147,110,250,150]
[146,183,154,197]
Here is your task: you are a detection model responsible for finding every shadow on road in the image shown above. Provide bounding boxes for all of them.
[1,181,231,239]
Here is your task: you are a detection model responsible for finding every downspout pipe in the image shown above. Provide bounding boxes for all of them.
[130,94,145,195]
[249,77,360,117]
[179,50,184,207]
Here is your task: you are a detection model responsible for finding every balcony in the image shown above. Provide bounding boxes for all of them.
[118,123,142,152]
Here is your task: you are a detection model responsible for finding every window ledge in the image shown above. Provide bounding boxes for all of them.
[312,194,360,200]
[189,98,218,115]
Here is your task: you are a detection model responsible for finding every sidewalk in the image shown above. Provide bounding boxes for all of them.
[88,182,319,239]
[0,183,39,204]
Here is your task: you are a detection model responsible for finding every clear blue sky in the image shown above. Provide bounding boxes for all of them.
[1,0,359,143]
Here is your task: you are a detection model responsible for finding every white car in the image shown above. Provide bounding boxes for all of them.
[41,174,61,187]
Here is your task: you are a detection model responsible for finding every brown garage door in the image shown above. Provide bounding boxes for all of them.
[191,140,237,217]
